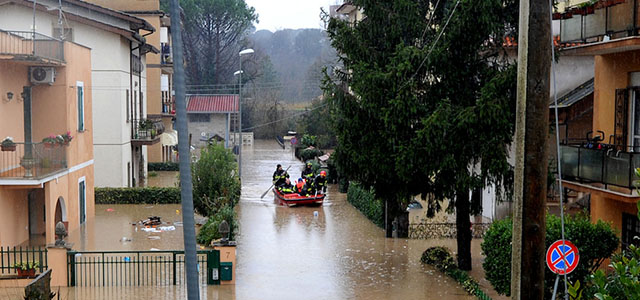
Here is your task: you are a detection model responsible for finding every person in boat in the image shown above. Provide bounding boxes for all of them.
[314,170,327,193]
[301,162,314,182]
[273,164,288,187]
[295,178,306,195]
[278,178,295,194]
[301,179,315,196]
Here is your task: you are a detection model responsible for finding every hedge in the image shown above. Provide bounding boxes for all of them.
[421,247,493,300]
[482,213,619,299]
[148,162,179,171]
[95,187,181,204]
[197,205,237,245]
[347,182,384,228]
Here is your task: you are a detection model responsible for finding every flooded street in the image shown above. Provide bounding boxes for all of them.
[234,140,473,300]
[3,140,483,300]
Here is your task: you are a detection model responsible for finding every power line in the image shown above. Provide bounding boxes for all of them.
[242,103,329,131]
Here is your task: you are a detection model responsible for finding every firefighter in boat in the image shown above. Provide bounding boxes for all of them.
[301,162,314,182]
[273,164,288,187]
[278,178,295,194]
[314,170,327,194]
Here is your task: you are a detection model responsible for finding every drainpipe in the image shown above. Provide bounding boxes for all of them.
[23,87,33,165]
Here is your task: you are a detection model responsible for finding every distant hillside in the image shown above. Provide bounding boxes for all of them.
[248,28,337,102]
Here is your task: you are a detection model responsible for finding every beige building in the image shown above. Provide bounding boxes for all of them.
[0,28,95,247]
[186,95,239,148]
[87,0,176,163]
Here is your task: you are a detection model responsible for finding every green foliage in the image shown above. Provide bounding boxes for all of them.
[300,134,317,148]
[591,244,640,300]
[420,247,492,299]
[13,261,39,270]
[568,280,584,300]
[297,147,323,162]
[297,101,337,148]
[481,214,619,297]
[324,0,518,264]
[347,182,384,228]
[191,143,240,217]
[148,162,179,171]
[180,0,257,85]
[196,205,238,246]
[95,187,181,204]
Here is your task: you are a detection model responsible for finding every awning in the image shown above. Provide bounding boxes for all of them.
[549,78,594,109]
[161,130,177,146]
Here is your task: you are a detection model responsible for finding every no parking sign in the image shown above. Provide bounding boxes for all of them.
[546,240,580,275]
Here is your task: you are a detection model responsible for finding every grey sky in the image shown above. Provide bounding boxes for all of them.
[244,0,342,32]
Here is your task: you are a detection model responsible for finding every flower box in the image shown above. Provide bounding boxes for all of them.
[1,144,16,152]
[16,268,35,277]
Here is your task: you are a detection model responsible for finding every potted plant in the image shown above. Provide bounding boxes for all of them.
[61,131,73,146]
[42,135,58,148]
[1,137,16,151]
[12,261,39,277]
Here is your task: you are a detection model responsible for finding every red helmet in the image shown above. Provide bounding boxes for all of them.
[320,171,326,177]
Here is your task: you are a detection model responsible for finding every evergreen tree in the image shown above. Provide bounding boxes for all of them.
[324,0,517,270]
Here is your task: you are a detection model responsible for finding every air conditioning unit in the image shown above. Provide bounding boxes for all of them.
[30,67,56,85]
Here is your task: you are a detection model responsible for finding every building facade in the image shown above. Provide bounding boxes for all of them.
[0,29,94,247]
[186,95,239,148]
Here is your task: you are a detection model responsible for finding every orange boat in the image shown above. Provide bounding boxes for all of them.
[273,188,325,207]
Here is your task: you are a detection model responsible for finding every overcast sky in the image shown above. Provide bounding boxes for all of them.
[244,0,341,32]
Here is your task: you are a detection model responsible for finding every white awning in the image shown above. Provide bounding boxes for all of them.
[161,130,178,146]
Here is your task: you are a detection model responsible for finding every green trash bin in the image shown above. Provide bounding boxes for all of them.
[220,262,233,281]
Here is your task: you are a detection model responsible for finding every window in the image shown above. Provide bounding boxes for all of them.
[53,27,73,41]
[189,114,210,123]
[79,178,86,224]
[622,213,640,250]
[77,82,84,131]
[126,90,130,123]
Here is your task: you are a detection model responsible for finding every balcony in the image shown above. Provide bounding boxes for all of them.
[0,142,67,181]
[557,0,640,55]
[560,144,640,200]
[132,118,164,146]
[0,30,64,65]
[162,91,175,115]
[160,42,173,74]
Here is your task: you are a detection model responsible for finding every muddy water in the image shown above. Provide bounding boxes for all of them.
[235,140,473,300]
[43,140,476,299]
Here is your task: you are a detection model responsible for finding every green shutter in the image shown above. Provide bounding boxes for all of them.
[78,86,84,131]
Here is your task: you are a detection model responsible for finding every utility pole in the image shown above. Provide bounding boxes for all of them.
[169,0,200,299]
[510,0,550,299]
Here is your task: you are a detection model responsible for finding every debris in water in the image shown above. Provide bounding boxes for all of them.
[106,208,114,212]
[139,216,162,227]
[123,257,131,262]
[150,248,160,251]
[176,209,180,215]
[120,237,132,242]
[313,211,319,217]
[148,236,161,240]
[145,206,154,209]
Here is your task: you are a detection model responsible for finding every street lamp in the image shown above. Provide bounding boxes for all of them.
[236,48,254,179]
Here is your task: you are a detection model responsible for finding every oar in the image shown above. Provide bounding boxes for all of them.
[261,165,291,199]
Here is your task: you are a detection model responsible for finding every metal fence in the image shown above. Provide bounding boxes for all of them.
[0,30,64,62]
[0,142,67,179]
[559,0,637,43]
[67,250,220,287]
[0,246,48,276]
[133,118,165,141]
[408,223,491,239]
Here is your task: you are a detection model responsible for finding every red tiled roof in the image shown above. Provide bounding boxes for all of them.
[186,94,239,113]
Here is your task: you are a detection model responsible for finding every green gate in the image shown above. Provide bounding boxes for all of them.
[67,250,220,287]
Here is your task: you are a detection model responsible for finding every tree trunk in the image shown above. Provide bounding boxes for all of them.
[384,199,409,238]
[456,188,472,270]
[385,199,393,238]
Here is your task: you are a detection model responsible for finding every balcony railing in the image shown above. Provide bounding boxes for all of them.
[558,0,638,44]
[0,142,67,180]
[162,91,174,114]
[560,144,640,190]
[133,119,165,144]
[161,42,172,65]
[0,30,64,62]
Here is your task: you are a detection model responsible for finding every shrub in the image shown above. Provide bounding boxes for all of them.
[148,162,179,171]
[421,247,492,299]
[591,244,640,300]
[482,213,619,298]
[347,182,384,228]
[95,187,181,204]
[192,143,240,217]
[300,134,317,148]
[197,205,237,246]
[299,148,323,162]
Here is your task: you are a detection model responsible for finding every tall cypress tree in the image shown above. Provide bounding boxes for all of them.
[325,0,518,270]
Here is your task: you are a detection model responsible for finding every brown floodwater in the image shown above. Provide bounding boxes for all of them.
[3,140,483,299]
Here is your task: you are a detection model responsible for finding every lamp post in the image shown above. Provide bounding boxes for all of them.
[236,48,254,179]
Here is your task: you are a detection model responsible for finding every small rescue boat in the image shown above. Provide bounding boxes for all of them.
[273,188,325,207]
